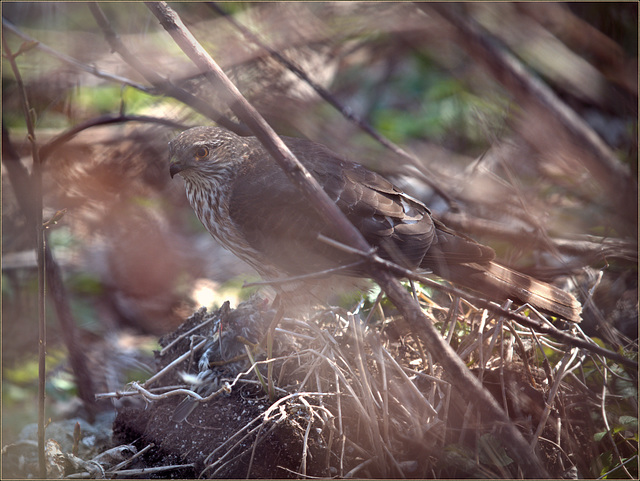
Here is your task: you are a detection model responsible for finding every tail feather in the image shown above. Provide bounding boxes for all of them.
[483,262,581,322]
[429,261,582,322]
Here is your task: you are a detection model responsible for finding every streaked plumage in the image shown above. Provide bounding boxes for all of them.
[169,126,581,322]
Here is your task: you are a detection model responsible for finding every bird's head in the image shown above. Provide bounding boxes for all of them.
[168,126,245,181]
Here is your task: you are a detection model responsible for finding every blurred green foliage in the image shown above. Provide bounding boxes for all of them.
[364,55,509,152]
[594,413,638,479]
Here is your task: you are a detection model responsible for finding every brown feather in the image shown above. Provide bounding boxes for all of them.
[169,126,582,322]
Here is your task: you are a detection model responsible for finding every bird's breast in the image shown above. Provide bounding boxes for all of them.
[184,180,274,275]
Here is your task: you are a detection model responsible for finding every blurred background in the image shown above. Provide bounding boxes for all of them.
[2,0,637,459]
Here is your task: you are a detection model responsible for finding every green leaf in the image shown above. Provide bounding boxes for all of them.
[594,431,608,442]
[618,416,638,430]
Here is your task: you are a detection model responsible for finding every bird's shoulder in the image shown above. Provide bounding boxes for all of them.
[227,135,436,270]
[228,136,435,226]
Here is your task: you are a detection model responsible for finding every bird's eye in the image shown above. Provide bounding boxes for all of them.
[194,146,209,159]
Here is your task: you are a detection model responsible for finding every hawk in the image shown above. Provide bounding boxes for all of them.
[169,126,581,322]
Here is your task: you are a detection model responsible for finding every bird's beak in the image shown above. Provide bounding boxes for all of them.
[169,156,184,178]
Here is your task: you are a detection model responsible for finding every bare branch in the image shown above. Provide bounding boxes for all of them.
[208,2,458,209]
[39,114,187,163]
[87,3,247,134]
[2,18,150,91]
[318,232,637,369]
[440,212,638,265]
[423,3,638,229]
[145,2,551,475]
[2,33,48,479]
[4,14,242,132]
[2,127,101,418]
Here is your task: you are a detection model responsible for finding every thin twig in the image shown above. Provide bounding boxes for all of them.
[39,114,187,163]
[68,464,195,478]
[143,338,208,388]
[208,1,458,208]
[159,312,212,355]
[598,361,634,479]
[107,443,155,473]
[373,340,390,445]
[423,3,637,228]
[297,397,315,477]
[2,18,150,91]
[202,412,267,469]
[343,457,376,479]
[383,349,439,417]
[529,348,577,451]
[95,385,187,400]
[2,33,47,479]
[296,343,332,394]
[321,231,637,369]
[244,415,273,478]
[4,126,104,418]
[349,313,385,464]
[440,212,638,264]
[88,3,246,134]
[598,455,638,480]
[143,4,558,475]
[242,260,365,288]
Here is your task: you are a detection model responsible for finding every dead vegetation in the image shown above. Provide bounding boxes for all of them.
[2,2,637,479]
[99,290,633,478]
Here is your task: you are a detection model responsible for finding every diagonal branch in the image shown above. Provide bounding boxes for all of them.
[145,2,370,254]
[422,3,638,230]
[317,233,637,370]
[207,2,458,209]
[2,17,150,91]
[87,2,247,134]
[3,14,244,133]
[145,2,550,476]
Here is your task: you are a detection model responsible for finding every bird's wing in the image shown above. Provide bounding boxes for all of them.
[227,137,436,276]
[224,136,581,322]
[420,218,496,270]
